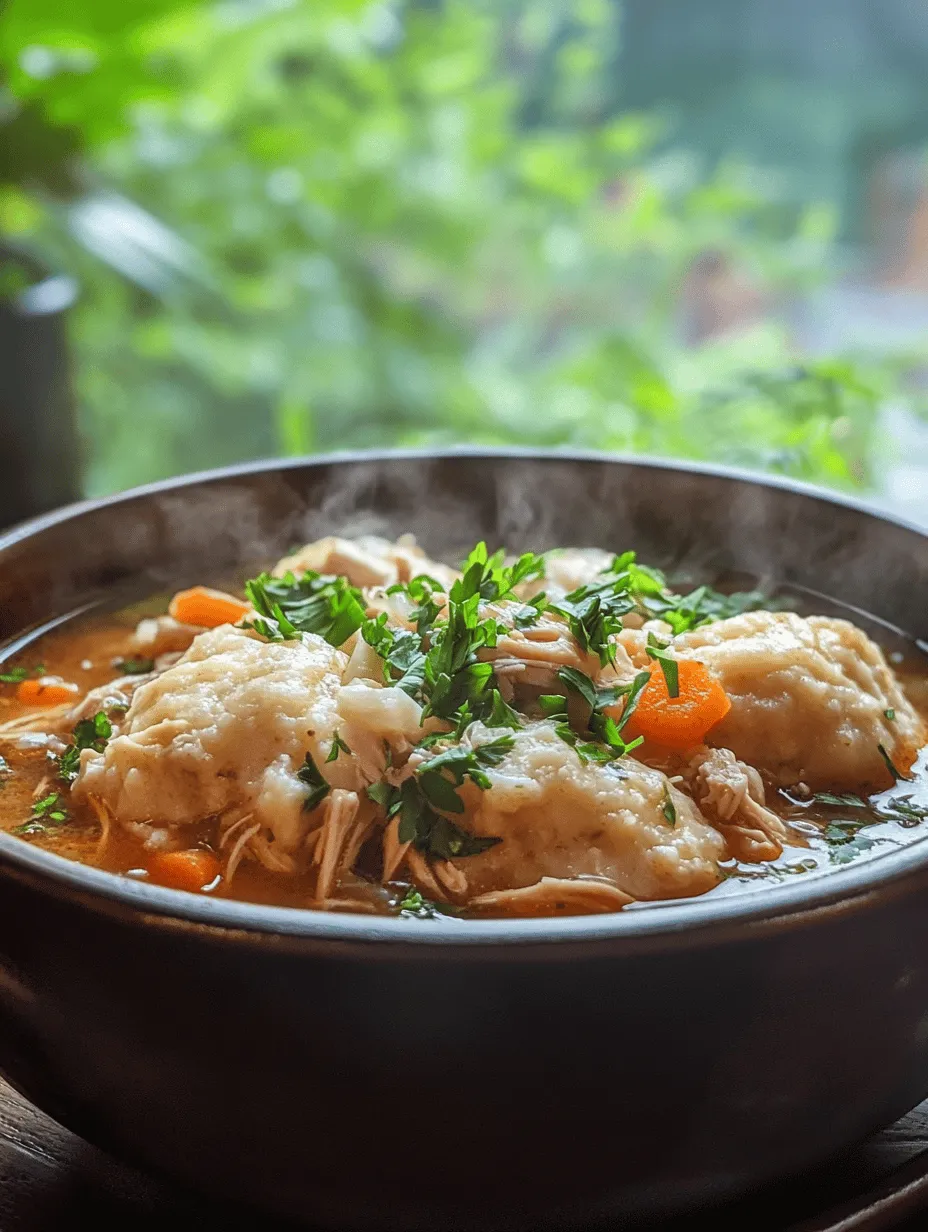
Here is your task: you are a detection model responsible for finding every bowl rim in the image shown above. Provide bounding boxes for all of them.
[1,445,927,949]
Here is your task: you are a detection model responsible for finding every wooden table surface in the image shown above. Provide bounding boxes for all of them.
[3,1075,928,1231]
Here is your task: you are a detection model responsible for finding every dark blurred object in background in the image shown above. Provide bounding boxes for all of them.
[0,246,79,527]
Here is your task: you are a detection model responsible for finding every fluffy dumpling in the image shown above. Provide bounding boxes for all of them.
[672,611,924,791]
[73,626,356,849]
[444,722,726,903]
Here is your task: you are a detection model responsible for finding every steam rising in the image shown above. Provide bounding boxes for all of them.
[2,452,926,644]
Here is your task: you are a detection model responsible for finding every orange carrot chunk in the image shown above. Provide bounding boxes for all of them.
[168,586,251,629]
[146,849,221,894]
[623,659,731,750]
[15,677,80,707]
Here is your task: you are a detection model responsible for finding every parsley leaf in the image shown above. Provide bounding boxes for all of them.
[386,574,446,636]
[878,743,907,782]
[0,664,45,686]
[326,731,351,763]
[824,820,878,865]
[553,666,649,759]
[538,694,567,716]
[812,790,928,829]
[243,569,365,647]
[456,543,546,604]
[548,578,636,666]
[396,888,438,917]
[367,736,510,860]
[486,689,523,730]
[392,778,501,859]
[662,783,677,826]
[645,633,679,697]
[57,711,113,783]
[297,752,330,813]
[885,708,896,721]
[13,792,70,835]
[361,616,427,697]
[115,657,155,675]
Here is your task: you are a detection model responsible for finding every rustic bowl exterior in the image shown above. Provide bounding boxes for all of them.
[0,451,926,1230]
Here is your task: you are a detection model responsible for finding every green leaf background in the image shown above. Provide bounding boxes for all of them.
[0,0,918,495]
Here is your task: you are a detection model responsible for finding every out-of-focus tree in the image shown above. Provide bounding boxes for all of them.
[0,0,901,494]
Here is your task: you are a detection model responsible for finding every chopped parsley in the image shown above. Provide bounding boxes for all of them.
[361,616,427,696]
[115,657,155,675]
[554,665,649,761]
[243,569,365,647]
[661,783,677,826]
[546,551,774,665]
[0,663,45,685]
[366,736,511,860]
[645,633,679,697]
[395,888,438,917]
[57,711,113,783]
[645,584,772,635]
[548,578,636,667]
[385,574,445,635]
[878,743,907,782]
[812,790,928,829]
[885,708,896,721]
[823,820,878,865]
[326,731,351,763]
[297,752,330,813]
[486,689,523,730]
[13,792,69,836]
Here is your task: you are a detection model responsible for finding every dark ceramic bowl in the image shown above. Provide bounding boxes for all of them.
[0,450,927,1231]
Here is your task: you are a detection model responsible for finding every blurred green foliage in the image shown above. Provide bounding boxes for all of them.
[0,0,907,494]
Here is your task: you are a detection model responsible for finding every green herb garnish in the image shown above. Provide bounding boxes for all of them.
[885,709,896,721]
[812,789,928,828]
[486,689,523,730]
[243,569,365,648]
[0,664,45,685]
[823,820,878,865]
[115,657,155,675]
[13,792,70,835]
[878,743,907,782]
[385,574,446,636]
[645,633,679,697]
[553,665,649,760]
[57,711,113,783]
[361,615,427,697]
[326,731,351,763]
[662,783,677,826]
[396,888,435,916]
[297,751,330,813]
[367,735,510,860]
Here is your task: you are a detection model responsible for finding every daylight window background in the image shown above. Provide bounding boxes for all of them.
[2,0,927,523]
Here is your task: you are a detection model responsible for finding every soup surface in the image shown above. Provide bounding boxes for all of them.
[0,535,926,920]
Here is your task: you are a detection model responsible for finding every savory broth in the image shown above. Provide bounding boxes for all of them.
[1,539,926,920]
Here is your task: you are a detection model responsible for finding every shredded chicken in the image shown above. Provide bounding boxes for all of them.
[131,614,204,659]
[470,877,634,916]
[523,548,613,600]
[0,674,144,740]
[274,534,458,591]
[685,746,790,863]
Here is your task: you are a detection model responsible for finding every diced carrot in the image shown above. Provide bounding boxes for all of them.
[168,586,251,629]
[15,677,80,707]
[146,849,221,894]
[622,659,731,751]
